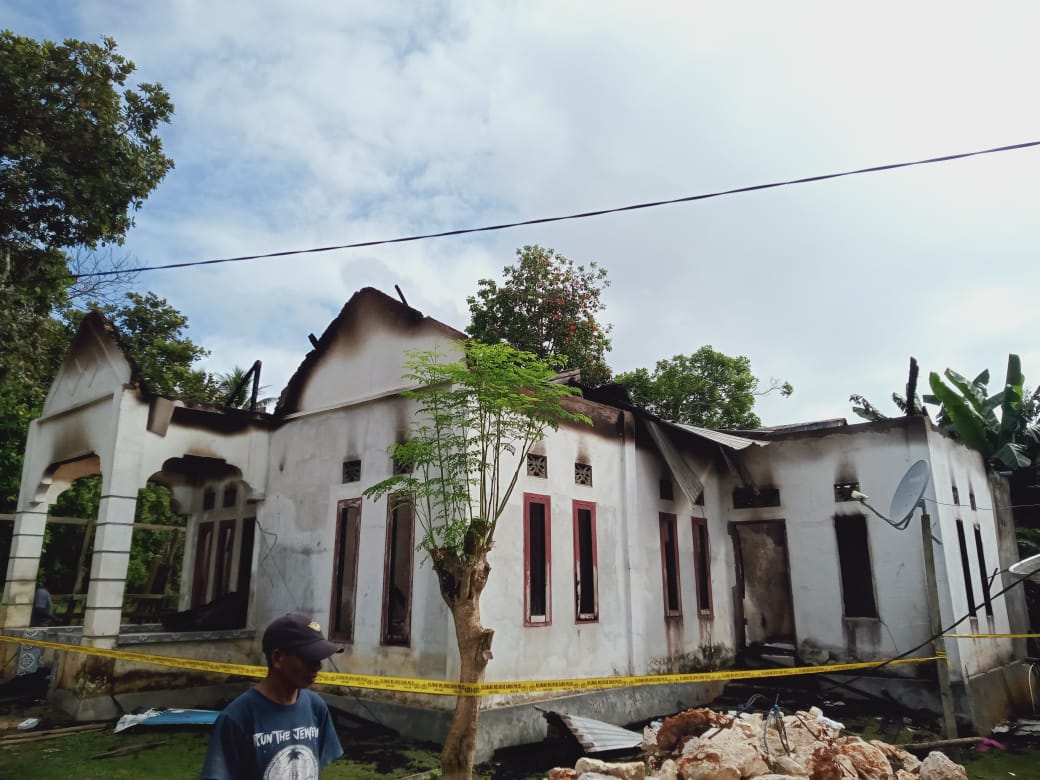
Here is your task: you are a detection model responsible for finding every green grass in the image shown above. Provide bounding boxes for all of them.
[2,718,1036,779]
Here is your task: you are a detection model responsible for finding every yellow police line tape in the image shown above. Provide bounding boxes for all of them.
[0,633,941,697]
[944,633,1040,639]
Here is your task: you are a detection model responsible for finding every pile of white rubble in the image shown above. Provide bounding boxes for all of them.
[548,706,968,780]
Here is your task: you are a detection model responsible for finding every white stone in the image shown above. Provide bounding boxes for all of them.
[573,757,645,780]
[919,751,968,780]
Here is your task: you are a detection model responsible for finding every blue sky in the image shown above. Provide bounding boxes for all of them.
[8,1,1040,424]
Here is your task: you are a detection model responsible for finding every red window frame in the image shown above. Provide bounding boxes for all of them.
[691,516,713,617]
[659,512,682,618]
[330,498,362,642]
[524,493,552,626]
[573,500,598,623]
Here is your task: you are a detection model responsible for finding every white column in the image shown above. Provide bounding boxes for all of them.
[0,508,49,627]
[82,491,137,648]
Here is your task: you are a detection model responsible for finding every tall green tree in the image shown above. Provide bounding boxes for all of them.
[616,346,792,429]
[364,342,590,779]
[467,245,614,385]
[0,31,174,251]
[0,31,173,376]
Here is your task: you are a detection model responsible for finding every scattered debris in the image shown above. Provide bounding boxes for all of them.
[544,711,643,754]
[0,723,108,746]
[16,717,39,730]
[113,707,219,733]
[548,705,970,779]
[992,717,1040,737]
[91,741,168,759]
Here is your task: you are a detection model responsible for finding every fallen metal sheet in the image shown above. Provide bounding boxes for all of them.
[114,708,219,733]
[548,711,642,754]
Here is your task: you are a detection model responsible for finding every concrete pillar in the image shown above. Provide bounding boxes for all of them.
[82,492,137,647]
[0,508,49,627]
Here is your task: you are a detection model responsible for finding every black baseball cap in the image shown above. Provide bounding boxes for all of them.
[262,613,343,663]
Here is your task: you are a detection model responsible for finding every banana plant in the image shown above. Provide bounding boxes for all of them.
[928,355,1040,470]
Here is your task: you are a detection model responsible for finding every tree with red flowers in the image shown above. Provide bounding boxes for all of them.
[466,245,613,385]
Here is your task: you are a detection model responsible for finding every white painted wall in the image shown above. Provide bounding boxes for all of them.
[726,418,1015,684]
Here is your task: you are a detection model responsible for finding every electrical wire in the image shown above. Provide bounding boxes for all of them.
[12,139,1040,287]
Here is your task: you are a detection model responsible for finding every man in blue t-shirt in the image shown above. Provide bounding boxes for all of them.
[201,613,345,779]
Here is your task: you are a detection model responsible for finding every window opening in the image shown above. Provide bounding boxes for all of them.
[573,501,598,622]
[342,459,361,483]
[834,482,861,502]
[202,487,215,511]
[692,516,713,616]
[973,525,993,617]
[969,492,976,511]
[659,513,682,617]
[331,499,362,641]
[222,483,238,508]
[524,493,551,625]
[952,485,960,505]
[213,519,236,598]
[659,479,674,501]
[381,495,414,645]
[834,514,878,618]
[527,453,547,478]
[955,520,976,617]
[191,521,214,607]
[574,462,592,487]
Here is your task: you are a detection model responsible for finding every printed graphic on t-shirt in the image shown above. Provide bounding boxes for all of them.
[262,743,319,779]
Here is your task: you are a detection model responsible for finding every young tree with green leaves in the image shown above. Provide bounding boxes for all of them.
[364,342,590,779]
[616,346,792,429]
[467,245,614,385]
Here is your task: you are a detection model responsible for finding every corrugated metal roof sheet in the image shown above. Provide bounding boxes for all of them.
[549,712,643,754]
[669,422,769,451]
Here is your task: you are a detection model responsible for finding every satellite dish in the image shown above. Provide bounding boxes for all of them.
[889,460,931,528]
[1009,553,1040,579]
[856,459,931,532]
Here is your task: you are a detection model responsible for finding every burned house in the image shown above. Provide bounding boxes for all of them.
[0,287,1032,755]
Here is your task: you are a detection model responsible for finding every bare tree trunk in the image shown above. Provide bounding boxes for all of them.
[434,548,493,780]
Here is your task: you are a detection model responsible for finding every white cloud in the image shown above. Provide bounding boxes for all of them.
[15,0,1040,423]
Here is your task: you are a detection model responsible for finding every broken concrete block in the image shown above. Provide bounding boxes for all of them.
[767,753,809,777]
[676,742,740,780]
[647,758,678,780]
[573,757,646,780]
[832,737,892,780]
[919,751,968,780]
[548,768,579,780]
[869,739,921,774]
[708,723,771,777]
[803,742,859,778]
[655,708,727,752]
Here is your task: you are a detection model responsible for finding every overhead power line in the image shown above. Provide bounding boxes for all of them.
[23,139,1040,283]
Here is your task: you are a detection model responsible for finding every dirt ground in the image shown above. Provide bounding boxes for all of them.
[2,698,1040,779]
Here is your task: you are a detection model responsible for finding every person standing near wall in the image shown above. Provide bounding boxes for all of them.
[200,613,344,779]
[30,578,56,626]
